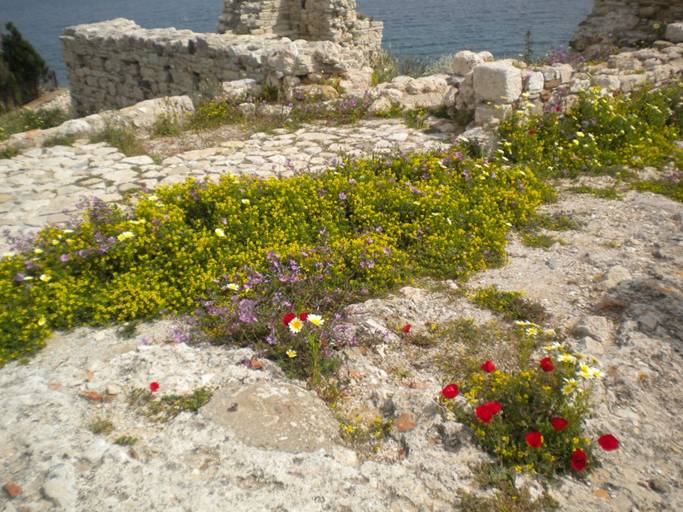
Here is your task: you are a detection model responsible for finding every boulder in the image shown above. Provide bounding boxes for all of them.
[665,22,683,43]
[452,50,485,76]
[221,79,262,101]
[473,62,522,103]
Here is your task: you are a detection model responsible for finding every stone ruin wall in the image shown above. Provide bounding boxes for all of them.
[62,0,382,115]
[572,0,683,54]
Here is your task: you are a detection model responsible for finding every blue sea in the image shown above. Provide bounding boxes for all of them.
[0,0,593,86]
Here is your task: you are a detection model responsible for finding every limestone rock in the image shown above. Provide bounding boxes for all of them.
[572,315,612,344]
[666,22,683,43]
[221,79,262,101]
[452,50,485,76]
[42,463,77,510]
[202,382,341,453]
[473,62,522,103]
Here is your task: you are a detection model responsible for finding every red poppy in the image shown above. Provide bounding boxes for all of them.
[282,313,296,326]
[440,384,459,399]
[149,381,160,393]
[528,128,537,136]
[401,323,412,334]
[571,449,587,471]
[539,357,555,372]
[299,312,309,321]
[480,360,496,373]
[475,401,502,423]
[554,105,562,113]
[550,417,569,431]
[598,434,619,451]
[525,431,544,448]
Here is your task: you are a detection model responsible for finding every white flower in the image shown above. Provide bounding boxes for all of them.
[589,367,603,379]
[241,199,251,205]
[34,248,43,255]
[288,318,304,334]
[62,229,74,234]
[117,231,135,241]
[578,364,592,380]
[286,349,297,358]
[39,274,51,282]
[214,228,226,238]
[562,378,578,396]
[308,314,324,327]
[226,283,239,291]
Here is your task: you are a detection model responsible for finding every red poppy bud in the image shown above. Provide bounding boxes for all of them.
[299,312,309,321]
[480,360,496,373]
[401,323,412,334]
[550,417,569,431]
[571,449,587,471]
[282,313,296,326]
[149,381,160,393]
[440,384,459,399]
[540,357,555,372]
[525,431,543,448]
[598,434,619,451]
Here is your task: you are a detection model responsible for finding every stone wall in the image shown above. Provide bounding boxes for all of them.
[572,0,683,54]
[62,18,372,115]
[63,1,381,115]
[217,0,383,52]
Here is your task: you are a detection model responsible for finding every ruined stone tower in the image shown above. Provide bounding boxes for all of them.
[217,0,382,51]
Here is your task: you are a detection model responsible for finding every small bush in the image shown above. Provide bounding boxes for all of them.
[128,387,213,422]
[568,185,620,200]
[114,435,137,446]
[0,107,71,141]
[521,233,561,249]
[469,287,548,324]
[89,418,114,435]
[497,84,683,179]
[441,344,619,477]
[633,175,683,202]
[152,114,182,137]
[90,124,145,156]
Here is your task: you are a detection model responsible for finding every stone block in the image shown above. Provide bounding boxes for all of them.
[665,22,683,43]
[525,71,544,94]
[475,103,512,126]
[452,50,485,76]
[473,62,522,103]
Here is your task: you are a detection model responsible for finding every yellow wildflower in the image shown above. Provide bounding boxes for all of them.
[214,228,226,238]
[286,349,297,358]
[288,318,303,334]
[117,231,135,241]
[308,314,324,326]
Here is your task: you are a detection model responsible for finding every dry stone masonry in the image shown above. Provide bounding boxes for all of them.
[62,1,382,115]
[572,0,683,55]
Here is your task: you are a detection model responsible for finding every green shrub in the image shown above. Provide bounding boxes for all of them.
[441,343,618,478]
[633,176,683,202]
[568,185,620,200]
[152,114,182,137]
[0,107,71,141]
[128,387,213,422]
[90,124,145,156]
[469,287,548,324]
[497,84,683,179]
[0,151,544,367]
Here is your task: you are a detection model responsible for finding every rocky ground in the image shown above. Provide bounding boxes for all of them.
[1,174,681,510]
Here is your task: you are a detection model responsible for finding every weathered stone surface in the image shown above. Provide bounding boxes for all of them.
[666,22,683,42]
[203,382,341,452]
[473,62,523,103]
[452,50,485,76]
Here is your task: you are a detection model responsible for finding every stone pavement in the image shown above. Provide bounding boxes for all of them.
[0,119,451,252]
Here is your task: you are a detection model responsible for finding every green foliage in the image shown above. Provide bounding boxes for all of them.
[0,150,544,366]
[445,344,602,478]
[89,418,114,435]
[459,481,559,512]
[90,124,145,156]
[633,177,683,203]
[521,233,562,249]
[404,108,427,130]
[152,114,182,137]
[0,22,51,110]
[437,319,553,381]
[497,84,683,179]
[0,146,18,159]
[522,30,534,64]
[0,107,71,142]
[128,387,213,422]
[114,435,137,446]
[370,50,431,85]
[568,185,621,200]
[339,415,393,454]
[469,287,548,324]
[43,133,77,148]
